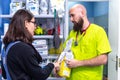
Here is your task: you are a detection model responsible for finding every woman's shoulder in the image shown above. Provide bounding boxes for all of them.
[14,41,32,48]
[8,41,35,57]
[10,41,33,53]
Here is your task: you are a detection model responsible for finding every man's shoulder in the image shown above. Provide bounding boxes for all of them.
[69,30,76,34]
[90,23,105,31]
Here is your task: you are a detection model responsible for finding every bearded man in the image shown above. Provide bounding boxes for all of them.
[55,4,112,80]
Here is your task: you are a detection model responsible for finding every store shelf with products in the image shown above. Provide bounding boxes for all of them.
[0,0,66,80]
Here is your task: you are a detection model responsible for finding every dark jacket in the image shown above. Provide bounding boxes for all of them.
[2,42,54,80]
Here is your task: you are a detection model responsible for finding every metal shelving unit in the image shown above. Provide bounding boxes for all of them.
[0,0,66,79]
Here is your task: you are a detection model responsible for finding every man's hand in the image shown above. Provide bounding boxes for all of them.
[66,54,108,68]
[66,59,79,68]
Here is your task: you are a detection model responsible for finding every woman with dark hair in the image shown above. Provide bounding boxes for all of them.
[1,9,59,80]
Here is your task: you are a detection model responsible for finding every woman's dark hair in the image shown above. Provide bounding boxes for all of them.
[3,9,34,45]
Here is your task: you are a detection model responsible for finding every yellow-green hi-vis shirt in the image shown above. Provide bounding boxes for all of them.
[63,24,112,80]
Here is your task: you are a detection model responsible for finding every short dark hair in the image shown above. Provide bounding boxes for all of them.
[3,9,34,45]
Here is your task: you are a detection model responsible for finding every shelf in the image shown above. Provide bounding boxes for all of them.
[33,35,63,39]
[0,14,63,18]
[34,14,63,18]
[41,55,59,59]
[47,77,65,80]
[1,35,63,40]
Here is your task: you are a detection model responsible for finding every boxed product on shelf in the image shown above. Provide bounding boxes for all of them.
[10,1,25,15]
[26,0,39,15]
[35,45,48,50]
[32,39,47,45]
[37,49,48,55]
[49,0,65,15]
[32,39,48,56]
[39,0,48,14]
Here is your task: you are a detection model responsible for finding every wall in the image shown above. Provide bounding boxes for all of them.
[0,0,10,52]
[1,0,11,29]
[68,1,108,33]
[94,2,108,33]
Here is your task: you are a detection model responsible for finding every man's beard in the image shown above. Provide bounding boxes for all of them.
[73,18,84,33]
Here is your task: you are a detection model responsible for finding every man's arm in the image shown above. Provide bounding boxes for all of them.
[66,53,108,68]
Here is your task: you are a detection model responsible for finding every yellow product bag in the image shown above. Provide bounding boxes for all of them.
[58,57,71,78]
[57,51,74,78]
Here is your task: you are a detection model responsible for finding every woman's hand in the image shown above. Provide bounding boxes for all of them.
[53,61,60,77]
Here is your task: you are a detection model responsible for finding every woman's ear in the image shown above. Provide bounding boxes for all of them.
[25,20,29,29]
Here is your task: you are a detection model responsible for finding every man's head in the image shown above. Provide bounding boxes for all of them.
[69,4,87,32]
